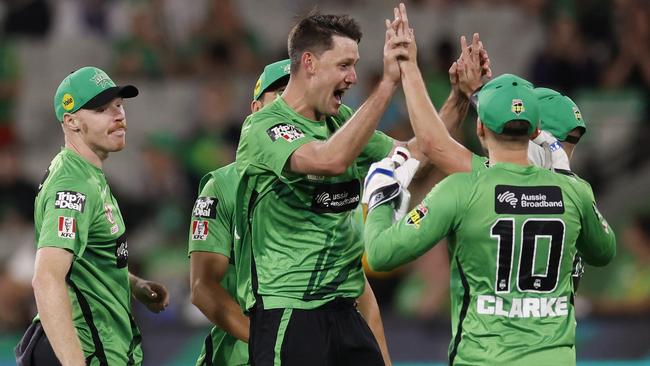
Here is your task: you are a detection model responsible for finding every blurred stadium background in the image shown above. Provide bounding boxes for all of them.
[0,0,649,365]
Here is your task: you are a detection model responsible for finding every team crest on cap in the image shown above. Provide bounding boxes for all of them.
[62,93,75,111]
[573,106,582,121]
[511,99,525,116]
[90,69,112,88]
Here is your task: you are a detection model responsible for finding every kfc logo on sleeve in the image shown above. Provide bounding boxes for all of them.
[58,216,76,239]
[54,191,87,212]
[192,220,209,241]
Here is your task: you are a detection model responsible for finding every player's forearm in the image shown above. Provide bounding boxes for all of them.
[33,273,85,365]
[322,79,397,170]
[400,63,472,174]
[357,280,392,366]
[191,281,250,342]
[365,205,417,272]
[438,89,470,133]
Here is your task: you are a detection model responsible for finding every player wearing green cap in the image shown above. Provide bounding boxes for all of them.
[15,67,169,366]
[234,11,421,365]
[188,59,291,366]
[363,69,616,365]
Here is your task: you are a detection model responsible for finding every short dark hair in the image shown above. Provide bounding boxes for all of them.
[287,12,362,72]
[494,120,531,143]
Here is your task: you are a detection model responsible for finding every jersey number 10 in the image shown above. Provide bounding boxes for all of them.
[490,219,565,293]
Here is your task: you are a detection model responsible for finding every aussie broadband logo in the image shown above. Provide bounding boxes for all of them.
[495,185,564,214]
[497,191,518,208]
[55,191,87,212]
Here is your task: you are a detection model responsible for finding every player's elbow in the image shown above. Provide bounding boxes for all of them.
[189,278,204,307]
[365,246,394,273]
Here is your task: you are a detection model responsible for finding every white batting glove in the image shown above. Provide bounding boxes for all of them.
[362,158,402,212]
[531,129,570,171]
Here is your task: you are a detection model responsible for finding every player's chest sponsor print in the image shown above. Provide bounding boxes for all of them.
[54,191,87,212]
[193,196,218,219]
[495,185,564,214]
[58,216,76,239]
[192,220,209,240]
[311,180,361,213]
[266,123,305,142]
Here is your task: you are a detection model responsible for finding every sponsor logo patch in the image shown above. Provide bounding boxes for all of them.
[311,180,361,214]
[110,224,119,234]
[62,93,75,111]
[266,123,305,142]
[54,191,86,212]
[511,99,525,116]
[192,220,209,240]
[58,216,76,239]
[115,233,128,268]
[406,204,428,229]
[192,197,217,219]
[495,185,564,214]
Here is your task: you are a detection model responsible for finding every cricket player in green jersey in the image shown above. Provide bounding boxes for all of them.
[363,73,616,365]
[234,11,420,366]
[15,67,169,366]
[188,59,292,366]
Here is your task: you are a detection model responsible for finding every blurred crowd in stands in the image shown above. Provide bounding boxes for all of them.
[1,0,649,340]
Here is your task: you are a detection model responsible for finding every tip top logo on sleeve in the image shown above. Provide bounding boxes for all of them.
[192,197,217,219]
[58,216,76,239]
[192,220,209,241]
[511,99,525,116]
[55,191,87,212]
[266,123,305,143]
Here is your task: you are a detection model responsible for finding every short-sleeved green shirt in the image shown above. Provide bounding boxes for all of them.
[188,163,248,366]
[365,162,616,365]
[34,148,141,365]
[234,98,393,310]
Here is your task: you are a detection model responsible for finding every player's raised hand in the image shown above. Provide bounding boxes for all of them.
[395,3,417,67]
[456,33,485,98]
[383,12,411,83]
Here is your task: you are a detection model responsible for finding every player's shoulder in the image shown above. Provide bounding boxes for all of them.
[198,162,238,193]
[245,98,291,125]
[40,151,100,196]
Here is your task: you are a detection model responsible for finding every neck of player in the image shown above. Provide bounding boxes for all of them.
[281,75,323,121]
[65,137,106,169]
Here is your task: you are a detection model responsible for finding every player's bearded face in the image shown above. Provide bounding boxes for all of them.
[78,98,128,154]
[311,36,359,117]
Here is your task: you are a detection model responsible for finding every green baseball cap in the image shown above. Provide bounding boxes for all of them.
[253,59,290,101]
[54,66,138,122]
[477,74,540,136]
[535,87,586,141]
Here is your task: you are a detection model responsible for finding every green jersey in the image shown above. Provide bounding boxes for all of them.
[365,163,616,365]
[188,163,248,366]
[34,148,141,365]
[235,98,393,310]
